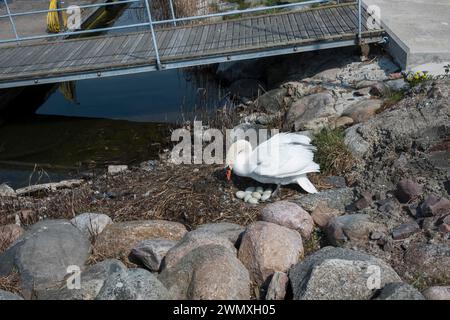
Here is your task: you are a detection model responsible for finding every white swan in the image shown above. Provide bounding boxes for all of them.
[225,133,320,194]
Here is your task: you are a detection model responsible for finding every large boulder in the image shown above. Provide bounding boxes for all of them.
[283,92,337,132]
[374,282,425,300]
[293,187,354,212]
[159,244,251,300]
[404,243,450,283]
[289,247,402,300]
[37,259,128,300]
[93,220,187,261]
[162,229,236,270]
[96,268,170,300]
[260,201,314,239]
[238,221,303,286]
[255,88,288,114]
[0,220,91,298]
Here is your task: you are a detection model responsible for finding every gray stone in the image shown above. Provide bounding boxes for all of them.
[0,289,23,300]
[260,201,314,239]
[162,229,236,270]
[289,247,402,300]
[375,282,425,300]
[96,268,170,300]
[293,187,355,212]
[159,244,251,300]
[422,286,450,300]
[70,213,112,237]
[195,222,245,246]
[129,239,177,272]
[37,259,127,300]
[255,88,288,114]
[283,92,337,132]
[0,219,91,298]
[392,221,420,240]
[238,221,303,286]
[385,79,410,92]
[325,214,379,246]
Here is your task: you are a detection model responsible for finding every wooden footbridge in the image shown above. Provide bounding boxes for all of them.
[0,0,384,89]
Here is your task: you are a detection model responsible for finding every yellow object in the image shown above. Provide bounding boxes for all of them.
[47,0,67,33]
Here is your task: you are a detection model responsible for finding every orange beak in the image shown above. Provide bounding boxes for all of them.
[226,168,232,182]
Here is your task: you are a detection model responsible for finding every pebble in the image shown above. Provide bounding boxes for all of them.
[236,191,247,200]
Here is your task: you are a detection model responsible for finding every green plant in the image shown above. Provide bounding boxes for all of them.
[405,71,433,86]
[312,128,355,175]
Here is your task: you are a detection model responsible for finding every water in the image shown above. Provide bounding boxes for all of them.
[0,3,230,188]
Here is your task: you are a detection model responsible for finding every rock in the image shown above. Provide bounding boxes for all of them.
[392,221,420,240]
[422,286,450,300]
[0,220,91,298]
[419,195,450,217]
[255,88,288,114]
[96,268,170,300]
[0,184,15,197]
[395,179,423,203]
[0,289,23,300]
[325,214,379,246]
[404,243,450,283]
[289,246,402,300]
[342,99,383,124]
[334,116,354,129]
[265,271,289,300]
[107,165,128,174]
[159,244,251,300]
[93,220,187,261]
[378,197,401,217]
[385,79,410,91]
[283,92,336,132]
[354,192,373,210]
[70,213,112,238]
[37,259,128,300]
[311,203,341,228]
[323,176,347,189]
[238,221,303,286]
[162,229,236,270]
[129,239,177,272]
[0,224,24,251]
[195,222,245,246]
[229,79,265,100]
[293,187,354,212]
[260,201,314,239]
[375,282,425,300]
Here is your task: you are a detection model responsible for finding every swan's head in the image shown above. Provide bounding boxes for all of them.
[225,140,252,181]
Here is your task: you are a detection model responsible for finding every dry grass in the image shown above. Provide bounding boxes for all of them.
[0,162,262,231]
[0,272,21,296]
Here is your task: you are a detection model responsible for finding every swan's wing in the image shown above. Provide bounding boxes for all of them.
[249,133,320,178]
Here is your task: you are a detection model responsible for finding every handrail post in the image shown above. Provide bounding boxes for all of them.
[358,0,362,43]
[168,0,177,26]
[143,0,162,70]
[4,0,20,44]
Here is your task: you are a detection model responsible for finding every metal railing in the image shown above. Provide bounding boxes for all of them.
[0,0,363,69]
